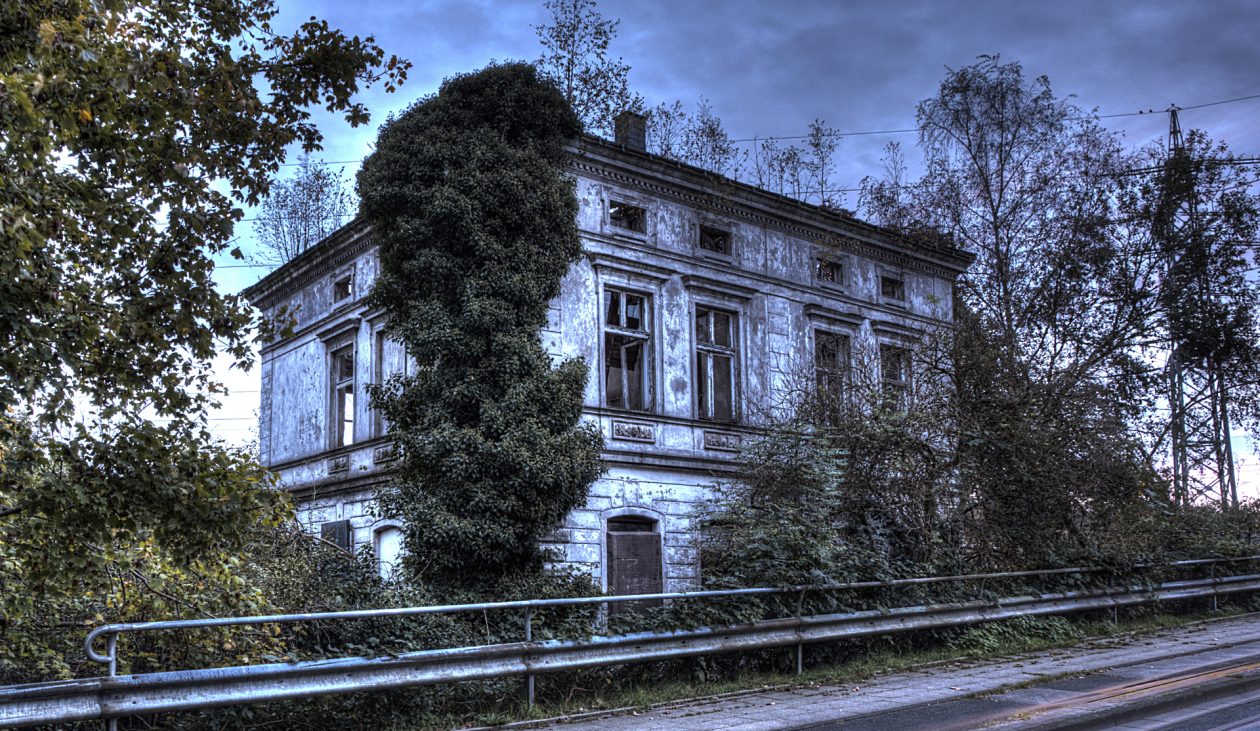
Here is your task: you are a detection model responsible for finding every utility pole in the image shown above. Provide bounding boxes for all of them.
[1159,105,1239,509]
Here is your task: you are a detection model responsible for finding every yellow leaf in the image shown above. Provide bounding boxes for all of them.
[38,20,57,47]
[79,108,92,123]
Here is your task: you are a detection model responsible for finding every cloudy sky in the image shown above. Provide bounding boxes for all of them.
[209,0,1260,481]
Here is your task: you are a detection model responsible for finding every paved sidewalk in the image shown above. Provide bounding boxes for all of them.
[527,614,1260,730]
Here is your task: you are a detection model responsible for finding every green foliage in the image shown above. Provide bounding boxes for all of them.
[948,616,1085,655]
[0,0,405,682]
[360,63,604,594]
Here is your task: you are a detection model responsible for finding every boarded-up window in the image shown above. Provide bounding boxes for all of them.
[320,519,352,551]
[607,516,663,616]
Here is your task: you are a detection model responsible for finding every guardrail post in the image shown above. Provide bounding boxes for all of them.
[107,632,118,731]
[524,607,535,709]
[1211,563,1218,612]
[795,588,806,675]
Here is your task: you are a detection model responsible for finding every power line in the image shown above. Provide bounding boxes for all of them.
[276,91,1260,166]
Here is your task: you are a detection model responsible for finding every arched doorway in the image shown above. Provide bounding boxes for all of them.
[606,515,663,615]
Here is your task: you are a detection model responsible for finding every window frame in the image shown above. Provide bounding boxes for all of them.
[608,198,647,235]
[332,268,355,304]
[601,286,654,413]
[814,328,853,401]
[329,342,356,449]
[879,271,907,305]
[879,342,913,405]
[694,304,739,423]
[697,223,734,260]
[814,257,846,289]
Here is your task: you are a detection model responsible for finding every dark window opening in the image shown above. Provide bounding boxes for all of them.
[609,200,646,233]
[880,275,905,301]
[880,344,911,404]
[815,330,852,403]
[320,519,352,551]
[603,288,651,411]
[606,516,662,615]
[696,306,737,422]
[333,273,354,302]
[816,259,842,285]
[699,226,731,256]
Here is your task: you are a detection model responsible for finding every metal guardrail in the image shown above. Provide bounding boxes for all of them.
[2,557,1258,728]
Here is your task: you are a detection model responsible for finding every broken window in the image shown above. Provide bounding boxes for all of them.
[695,306,737,422]
[880,344,912,404]
[699,225,732,256]
[333,272,354,302]
[816,258,843,285]
[815,330,852,400]
[880,274,905,302]
[372,330,388,437]
[604,288,651,411]
[331,345,355,447]
[606,516,663,615]
[609,200,646,234]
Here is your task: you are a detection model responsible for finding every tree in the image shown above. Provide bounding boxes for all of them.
[861,57,1159,562]
[360,63,604,595]
[253,155,354,266]
[535,0,643,137]
[1,0,405,672]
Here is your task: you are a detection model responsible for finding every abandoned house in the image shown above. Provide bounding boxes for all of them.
[243,113,972,594]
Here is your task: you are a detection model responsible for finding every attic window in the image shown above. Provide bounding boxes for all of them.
[816,258,842,285]
[333,273,354,302]
[699,226,731,256]
[880,275,905,302]
[609,200,646,234]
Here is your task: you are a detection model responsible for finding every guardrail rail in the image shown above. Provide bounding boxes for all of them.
[2,556,1258,729]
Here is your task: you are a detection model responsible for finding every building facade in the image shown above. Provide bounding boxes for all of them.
[244,122,971,593]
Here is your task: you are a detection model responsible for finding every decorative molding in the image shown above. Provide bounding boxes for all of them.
[588,251,676,282]
[372,444,397,464]
[611,420,656,443]
[872,319,923,340]
[316,316,361,344]
[803,304,865,328]
[681,274,758,302]
[327,455,350,474]
[703,430,742,452]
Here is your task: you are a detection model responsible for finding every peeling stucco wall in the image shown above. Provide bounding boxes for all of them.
[245,136,970,590]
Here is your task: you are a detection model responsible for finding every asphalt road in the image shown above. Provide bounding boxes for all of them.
[525,613,1260,731]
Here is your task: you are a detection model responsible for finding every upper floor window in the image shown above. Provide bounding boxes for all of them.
[880,344,911,404]
[699,226,732,257]
[372,330,389,437]
[816,258,843,285]
[331,345,355,447]
[604,288,651,411]
[609,200,646,234]
[815,330,852,399]
[695,306,737,422]
[333,272,354,302]
[880,274,906,302]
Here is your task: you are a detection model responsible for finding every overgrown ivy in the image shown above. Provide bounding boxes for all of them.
[360,63,604,596]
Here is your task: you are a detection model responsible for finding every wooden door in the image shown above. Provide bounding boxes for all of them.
[607,517,663,616]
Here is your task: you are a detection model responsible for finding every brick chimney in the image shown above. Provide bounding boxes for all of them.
[614,110,647,153]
